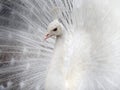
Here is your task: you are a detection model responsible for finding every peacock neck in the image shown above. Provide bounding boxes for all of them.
[55,34,65,49]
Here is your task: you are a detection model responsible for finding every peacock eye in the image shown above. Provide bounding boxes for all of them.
[53,28,57,31]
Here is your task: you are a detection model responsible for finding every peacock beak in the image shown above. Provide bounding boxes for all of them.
[44,34,53,40]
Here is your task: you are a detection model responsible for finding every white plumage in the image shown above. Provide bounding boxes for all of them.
[0,0,120,90]
[45,0,120,90]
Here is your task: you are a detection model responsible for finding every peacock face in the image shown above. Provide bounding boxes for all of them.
[44,19,63,40]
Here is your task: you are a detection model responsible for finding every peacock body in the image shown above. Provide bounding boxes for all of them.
[0,0,120,90]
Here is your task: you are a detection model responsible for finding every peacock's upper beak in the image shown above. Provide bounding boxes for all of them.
[44,34,53,40]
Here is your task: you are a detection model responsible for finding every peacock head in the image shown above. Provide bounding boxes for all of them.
[44,19,63,40]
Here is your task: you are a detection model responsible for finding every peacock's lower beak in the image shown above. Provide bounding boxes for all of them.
[44,34,53,40]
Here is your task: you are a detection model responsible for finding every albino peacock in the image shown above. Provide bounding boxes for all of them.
[0,0,120,90]
[44,0,120,89]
